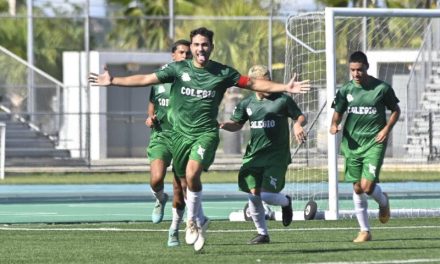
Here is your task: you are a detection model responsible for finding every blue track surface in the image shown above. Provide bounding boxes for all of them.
[0,182,439,223]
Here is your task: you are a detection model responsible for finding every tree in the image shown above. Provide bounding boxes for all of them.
[105,0,204,51]
[174,0,284,77]
[0,1,85,130]
[315,0,438,8]
[0,2,84,80]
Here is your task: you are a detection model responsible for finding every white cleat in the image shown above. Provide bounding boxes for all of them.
[194,218,210,252]
[185,220,199,245]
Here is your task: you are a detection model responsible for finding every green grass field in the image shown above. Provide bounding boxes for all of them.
[1,218,439,263]
[1,171,439,263]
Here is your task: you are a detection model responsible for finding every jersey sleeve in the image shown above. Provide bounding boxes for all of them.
[230,99,249,124]
[331,86,348,113]
[383,85,400,110]
[285,95,303,120]
[223,66,242,88]
[154,63,176,84]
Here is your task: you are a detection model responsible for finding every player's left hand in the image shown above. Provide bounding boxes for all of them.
[285,73,311,94]
[294,123,306,144]
[376,127,389,143]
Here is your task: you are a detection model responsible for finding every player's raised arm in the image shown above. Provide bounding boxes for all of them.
[89,67,160,87]
[241,73,310,94]
[285,73,311,94]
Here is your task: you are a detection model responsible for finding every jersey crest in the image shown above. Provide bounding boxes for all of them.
[347,94,354,102]
[157,85,166,94]
[246,107,253,116]
[181,72,191,82]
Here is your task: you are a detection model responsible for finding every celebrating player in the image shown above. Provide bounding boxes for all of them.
[330,51,400,243]
[220,65,306,244]
[89,27,311,251]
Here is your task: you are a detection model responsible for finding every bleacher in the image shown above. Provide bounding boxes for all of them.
[0,104,72,164]
[404,64,440,160]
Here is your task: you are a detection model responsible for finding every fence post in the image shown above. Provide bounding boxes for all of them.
[0,122,5,180]
[428,112,434,161]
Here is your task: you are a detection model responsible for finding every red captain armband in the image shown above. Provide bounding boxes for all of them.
[237,76,250,88]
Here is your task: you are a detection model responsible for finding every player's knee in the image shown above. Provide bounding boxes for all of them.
[248,193,261,203]
[353,183,363,194]
[364,183,376,195]
[150,177,164,190]
[173,200,185,210]
[249,188,261,196]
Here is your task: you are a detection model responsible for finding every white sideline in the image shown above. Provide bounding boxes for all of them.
[0,225,439,232]
[310,259,440,264]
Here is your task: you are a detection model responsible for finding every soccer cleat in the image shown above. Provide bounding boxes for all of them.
[194,217,210,252]
[152,193,169,224]
[248,234,270,245]
[185,220,199,245]
[353,231,372,243]
[167,228,179,247]
[282,195,293,227]
[379,192,390,224]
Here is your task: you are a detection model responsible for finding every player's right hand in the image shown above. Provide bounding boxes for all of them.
[329,124,341,135]
[146,115,157,128]
[285,73,311,94]
[89,67,112,86]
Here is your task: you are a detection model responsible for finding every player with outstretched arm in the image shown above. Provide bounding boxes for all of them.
[89,27,311,251]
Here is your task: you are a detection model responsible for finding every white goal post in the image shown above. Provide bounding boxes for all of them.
[286,8,440,220]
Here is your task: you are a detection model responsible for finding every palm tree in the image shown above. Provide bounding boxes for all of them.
[105,0,204,51]
[175,0,284,76]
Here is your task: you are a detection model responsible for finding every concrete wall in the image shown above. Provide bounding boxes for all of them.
[62,51,170,160]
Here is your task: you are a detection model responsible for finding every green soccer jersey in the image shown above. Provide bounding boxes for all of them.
[155,59,241,138]
[231,93,303,166]
[332,77,400,149]
[149,83,172,132]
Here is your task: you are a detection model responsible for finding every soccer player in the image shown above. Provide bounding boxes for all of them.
[220,65,306,244]
[89,27,311,251]
[145,39,191,247]
[330,51,400,243]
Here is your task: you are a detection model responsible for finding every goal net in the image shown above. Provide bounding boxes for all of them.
[285,8,440,220]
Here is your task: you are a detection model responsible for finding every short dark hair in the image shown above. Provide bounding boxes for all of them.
[349,51,369,69]
[171,39,190,53]
[190,27,214,45]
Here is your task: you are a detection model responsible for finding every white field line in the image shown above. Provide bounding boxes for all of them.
[309,259,440,264]
[0,225,438,232]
